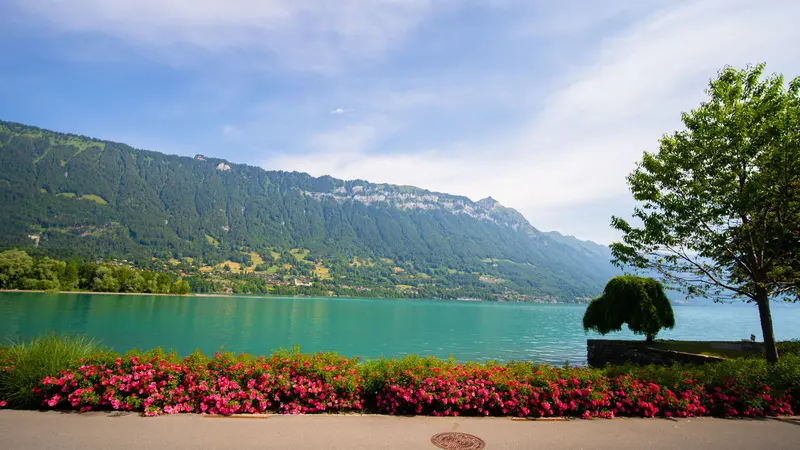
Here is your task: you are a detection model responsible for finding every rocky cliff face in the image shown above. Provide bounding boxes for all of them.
[302,185,539,234]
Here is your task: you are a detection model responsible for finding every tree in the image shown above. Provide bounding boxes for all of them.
[119,270,145,293]
[0,250,34,289]
[170,279,191,295]
[610,64,800,363]
[583,276,675,342]
[61,260,79,290]
[154,273,171,293]
[92,266,120,292]
[32,257,66,284]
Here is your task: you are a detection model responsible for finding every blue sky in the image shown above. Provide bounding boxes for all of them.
[2,0,799,244]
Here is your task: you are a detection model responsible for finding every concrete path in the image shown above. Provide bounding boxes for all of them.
[1,411,799,449]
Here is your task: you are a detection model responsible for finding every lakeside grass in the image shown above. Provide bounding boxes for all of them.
[637,340,762,359]
[0,334,107,407]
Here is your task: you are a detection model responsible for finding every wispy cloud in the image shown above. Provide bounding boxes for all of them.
[9,0,445,72]
[270,0,800,243]
[5,0,800,244]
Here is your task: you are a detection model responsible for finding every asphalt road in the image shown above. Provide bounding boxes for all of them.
[1,411,798,449]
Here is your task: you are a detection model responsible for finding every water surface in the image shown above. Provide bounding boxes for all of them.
[1,292,798,364]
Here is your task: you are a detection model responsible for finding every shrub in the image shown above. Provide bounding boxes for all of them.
[777,340,800,357]
[583,276,674,342]
[1,336,797,418]
[0,333,106,408]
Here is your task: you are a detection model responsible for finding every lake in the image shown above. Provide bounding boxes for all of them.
[1,292,799,365]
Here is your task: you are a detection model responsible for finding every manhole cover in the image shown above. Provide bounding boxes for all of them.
[430,432,486,450]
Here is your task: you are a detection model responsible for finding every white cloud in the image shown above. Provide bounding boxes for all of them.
[11,0,444,72]
[270,0,800,243]
[10,0,800,244]
[309,123,388,155]
[222,125,241,137]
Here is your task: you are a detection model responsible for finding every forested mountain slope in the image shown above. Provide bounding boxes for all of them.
[0,120,619,300]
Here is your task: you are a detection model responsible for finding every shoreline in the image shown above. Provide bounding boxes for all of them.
[0,289,592,304]
[0,289,195,297]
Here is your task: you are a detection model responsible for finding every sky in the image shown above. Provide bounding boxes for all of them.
[1,0,799,245]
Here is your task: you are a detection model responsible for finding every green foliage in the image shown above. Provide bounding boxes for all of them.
[2,335,800,416]
[0,250,34,289]
[610,64,800,361]
[92,266,120,292]
[170,279,190,295]
[0,333,106,408]
[583,276,675,341]
[0,249,190,295]
[777,340,800,357]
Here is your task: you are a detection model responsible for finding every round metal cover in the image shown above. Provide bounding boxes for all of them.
[430,432,486,450]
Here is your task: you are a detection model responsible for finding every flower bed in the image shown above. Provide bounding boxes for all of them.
[2,346,798,418]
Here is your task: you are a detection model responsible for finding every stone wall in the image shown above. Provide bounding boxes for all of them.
[586,339,763,367]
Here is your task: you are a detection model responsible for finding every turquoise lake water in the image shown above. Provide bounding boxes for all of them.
[1,292,799,364]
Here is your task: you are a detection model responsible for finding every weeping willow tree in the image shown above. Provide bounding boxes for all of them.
[583,276,675,343]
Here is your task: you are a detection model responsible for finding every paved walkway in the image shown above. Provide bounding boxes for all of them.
[1,411,799,449]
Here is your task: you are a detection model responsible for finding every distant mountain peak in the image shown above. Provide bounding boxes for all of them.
[476,196,499,209]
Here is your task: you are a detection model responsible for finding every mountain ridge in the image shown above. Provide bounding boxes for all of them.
[0,119,619,301]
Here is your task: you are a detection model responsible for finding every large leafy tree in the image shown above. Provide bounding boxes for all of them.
[0,249,34,289]
[583,276,675,343]
[611,64,800,363]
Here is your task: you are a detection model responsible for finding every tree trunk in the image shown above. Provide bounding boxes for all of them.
[756,291,779,363]
[645,333,654,344]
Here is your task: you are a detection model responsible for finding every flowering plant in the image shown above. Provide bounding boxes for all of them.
[6,348,794,418]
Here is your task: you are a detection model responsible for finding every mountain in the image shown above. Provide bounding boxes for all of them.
[0,120,620,301]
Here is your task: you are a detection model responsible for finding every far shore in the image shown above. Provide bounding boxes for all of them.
[0,289,409,301]
[0,289,590,304]
[0,289,195,297]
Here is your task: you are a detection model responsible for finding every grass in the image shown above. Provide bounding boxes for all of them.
[54,192,107,205]
[640,341,753,359]
[350,257,375,268]
[289,248,310,262]
[63,136,104,154]
[214,261,243,273]
[205,235,219,248]
[633,339,800,360]
[247,252,264,271]
[313,265,331,280]
[0,334,106,408]
[79,194,107,205]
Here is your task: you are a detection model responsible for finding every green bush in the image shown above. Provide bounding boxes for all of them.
[777,340,800,357]
[583,276,675,342]
[2,335,799,417]
[0,333,107,408]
